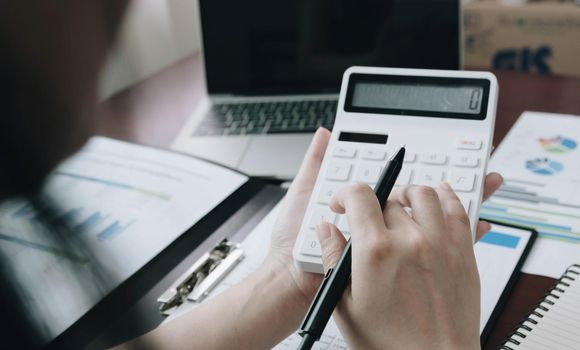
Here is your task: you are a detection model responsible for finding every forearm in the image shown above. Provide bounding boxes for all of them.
[118,263,309,350]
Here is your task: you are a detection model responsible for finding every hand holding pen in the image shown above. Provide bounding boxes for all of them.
[298,146,483,350]
[298,147,405,349]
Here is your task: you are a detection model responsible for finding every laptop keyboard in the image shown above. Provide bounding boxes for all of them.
[193,99,338,136]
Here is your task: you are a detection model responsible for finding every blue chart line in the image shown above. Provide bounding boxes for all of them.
[97,220,135,241]
[479,205,508,213]
[480,209,580,243]
[480,213,572,232]
[57,208,83,224]
[0,232,88,263]
[75,211,106,233]
[54,171,172,200]
[538,231,580,242]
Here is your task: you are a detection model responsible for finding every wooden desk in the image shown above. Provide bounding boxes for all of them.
[99,54,580,349]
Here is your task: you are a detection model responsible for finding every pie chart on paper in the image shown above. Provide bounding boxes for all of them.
[539,136,577,154]
[525,158,564,176]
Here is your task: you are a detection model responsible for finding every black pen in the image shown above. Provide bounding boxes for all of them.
[298,146,406,350]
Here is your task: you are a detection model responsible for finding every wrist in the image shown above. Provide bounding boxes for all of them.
[256,256,314,324]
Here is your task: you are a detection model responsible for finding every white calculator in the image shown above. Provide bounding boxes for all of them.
[293,66,498,273]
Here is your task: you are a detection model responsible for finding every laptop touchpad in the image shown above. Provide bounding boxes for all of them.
[239,134,313,179]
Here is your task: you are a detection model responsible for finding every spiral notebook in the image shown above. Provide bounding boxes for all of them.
[502,264,580,350]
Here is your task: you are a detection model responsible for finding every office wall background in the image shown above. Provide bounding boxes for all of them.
[100,0,201,98]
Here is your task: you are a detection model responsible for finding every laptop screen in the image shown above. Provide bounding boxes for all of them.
[200,0,460,96]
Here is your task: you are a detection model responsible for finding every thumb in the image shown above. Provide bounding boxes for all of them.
[475,220,493,242]
[316,223,348,274]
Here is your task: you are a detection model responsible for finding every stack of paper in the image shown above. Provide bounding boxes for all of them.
[483,111,580,278]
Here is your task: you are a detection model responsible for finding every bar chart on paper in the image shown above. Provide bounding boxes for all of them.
[10,202,136,243]
[484,112,580,278]
[0,137,248,342]
[484,113,580,244]
[4,137,247,269]
[0,201,87,263]
[0,167,161,266]
[481,181,580,244]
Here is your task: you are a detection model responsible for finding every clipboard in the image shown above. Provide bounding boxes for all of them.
[46,180,285,350]
[478,220,537,346]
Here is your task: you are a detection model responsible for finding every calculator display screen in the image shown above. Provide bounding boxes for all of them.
[352,83,483,114]
[345,74,490,120]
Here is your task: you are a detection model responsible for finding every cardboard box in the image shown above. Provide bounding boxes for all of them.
[464,1,580,77]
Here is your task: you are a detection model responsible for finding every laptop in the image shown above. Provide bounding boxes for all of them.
[172,0,460,179]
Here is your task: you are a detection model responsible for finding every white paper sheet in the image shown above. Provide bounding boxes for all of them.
[169,202,531,348]
[0,137,248,343]
[484,111,580,278]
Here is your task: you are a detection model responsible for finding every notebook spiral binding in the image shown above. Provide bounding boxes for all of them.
[500,264,580,350]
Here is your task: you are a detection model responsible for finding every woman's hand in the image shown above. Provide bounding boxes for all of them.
[265,128,332,307]
[129,128,501,350]
[264,126,502,328]
[317,182,498,350]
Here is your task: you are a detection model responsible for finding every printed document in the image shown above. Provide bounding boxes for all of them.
[0,137,248,343]
[483,111,580,278]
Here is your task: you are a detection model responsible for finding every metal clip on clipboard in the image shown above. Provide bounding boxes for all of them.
[157,238,244,315]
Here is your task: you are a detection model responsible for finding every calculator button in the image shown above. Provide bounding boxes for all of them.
[415,169,444,187]
[456,139,482,150]
[354,164,382,184]
[317,184,341,204]
[421,152,447,165]
[453,155,480,168]
[459,198,471,215]
[362,149,387,161]
[333,146,357,159]
[404,152,417,163]
[300,231,322,257]
[325,162,352,181]
[448,172,476,192]
[395,168,414,185]
[308,206,336,229]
